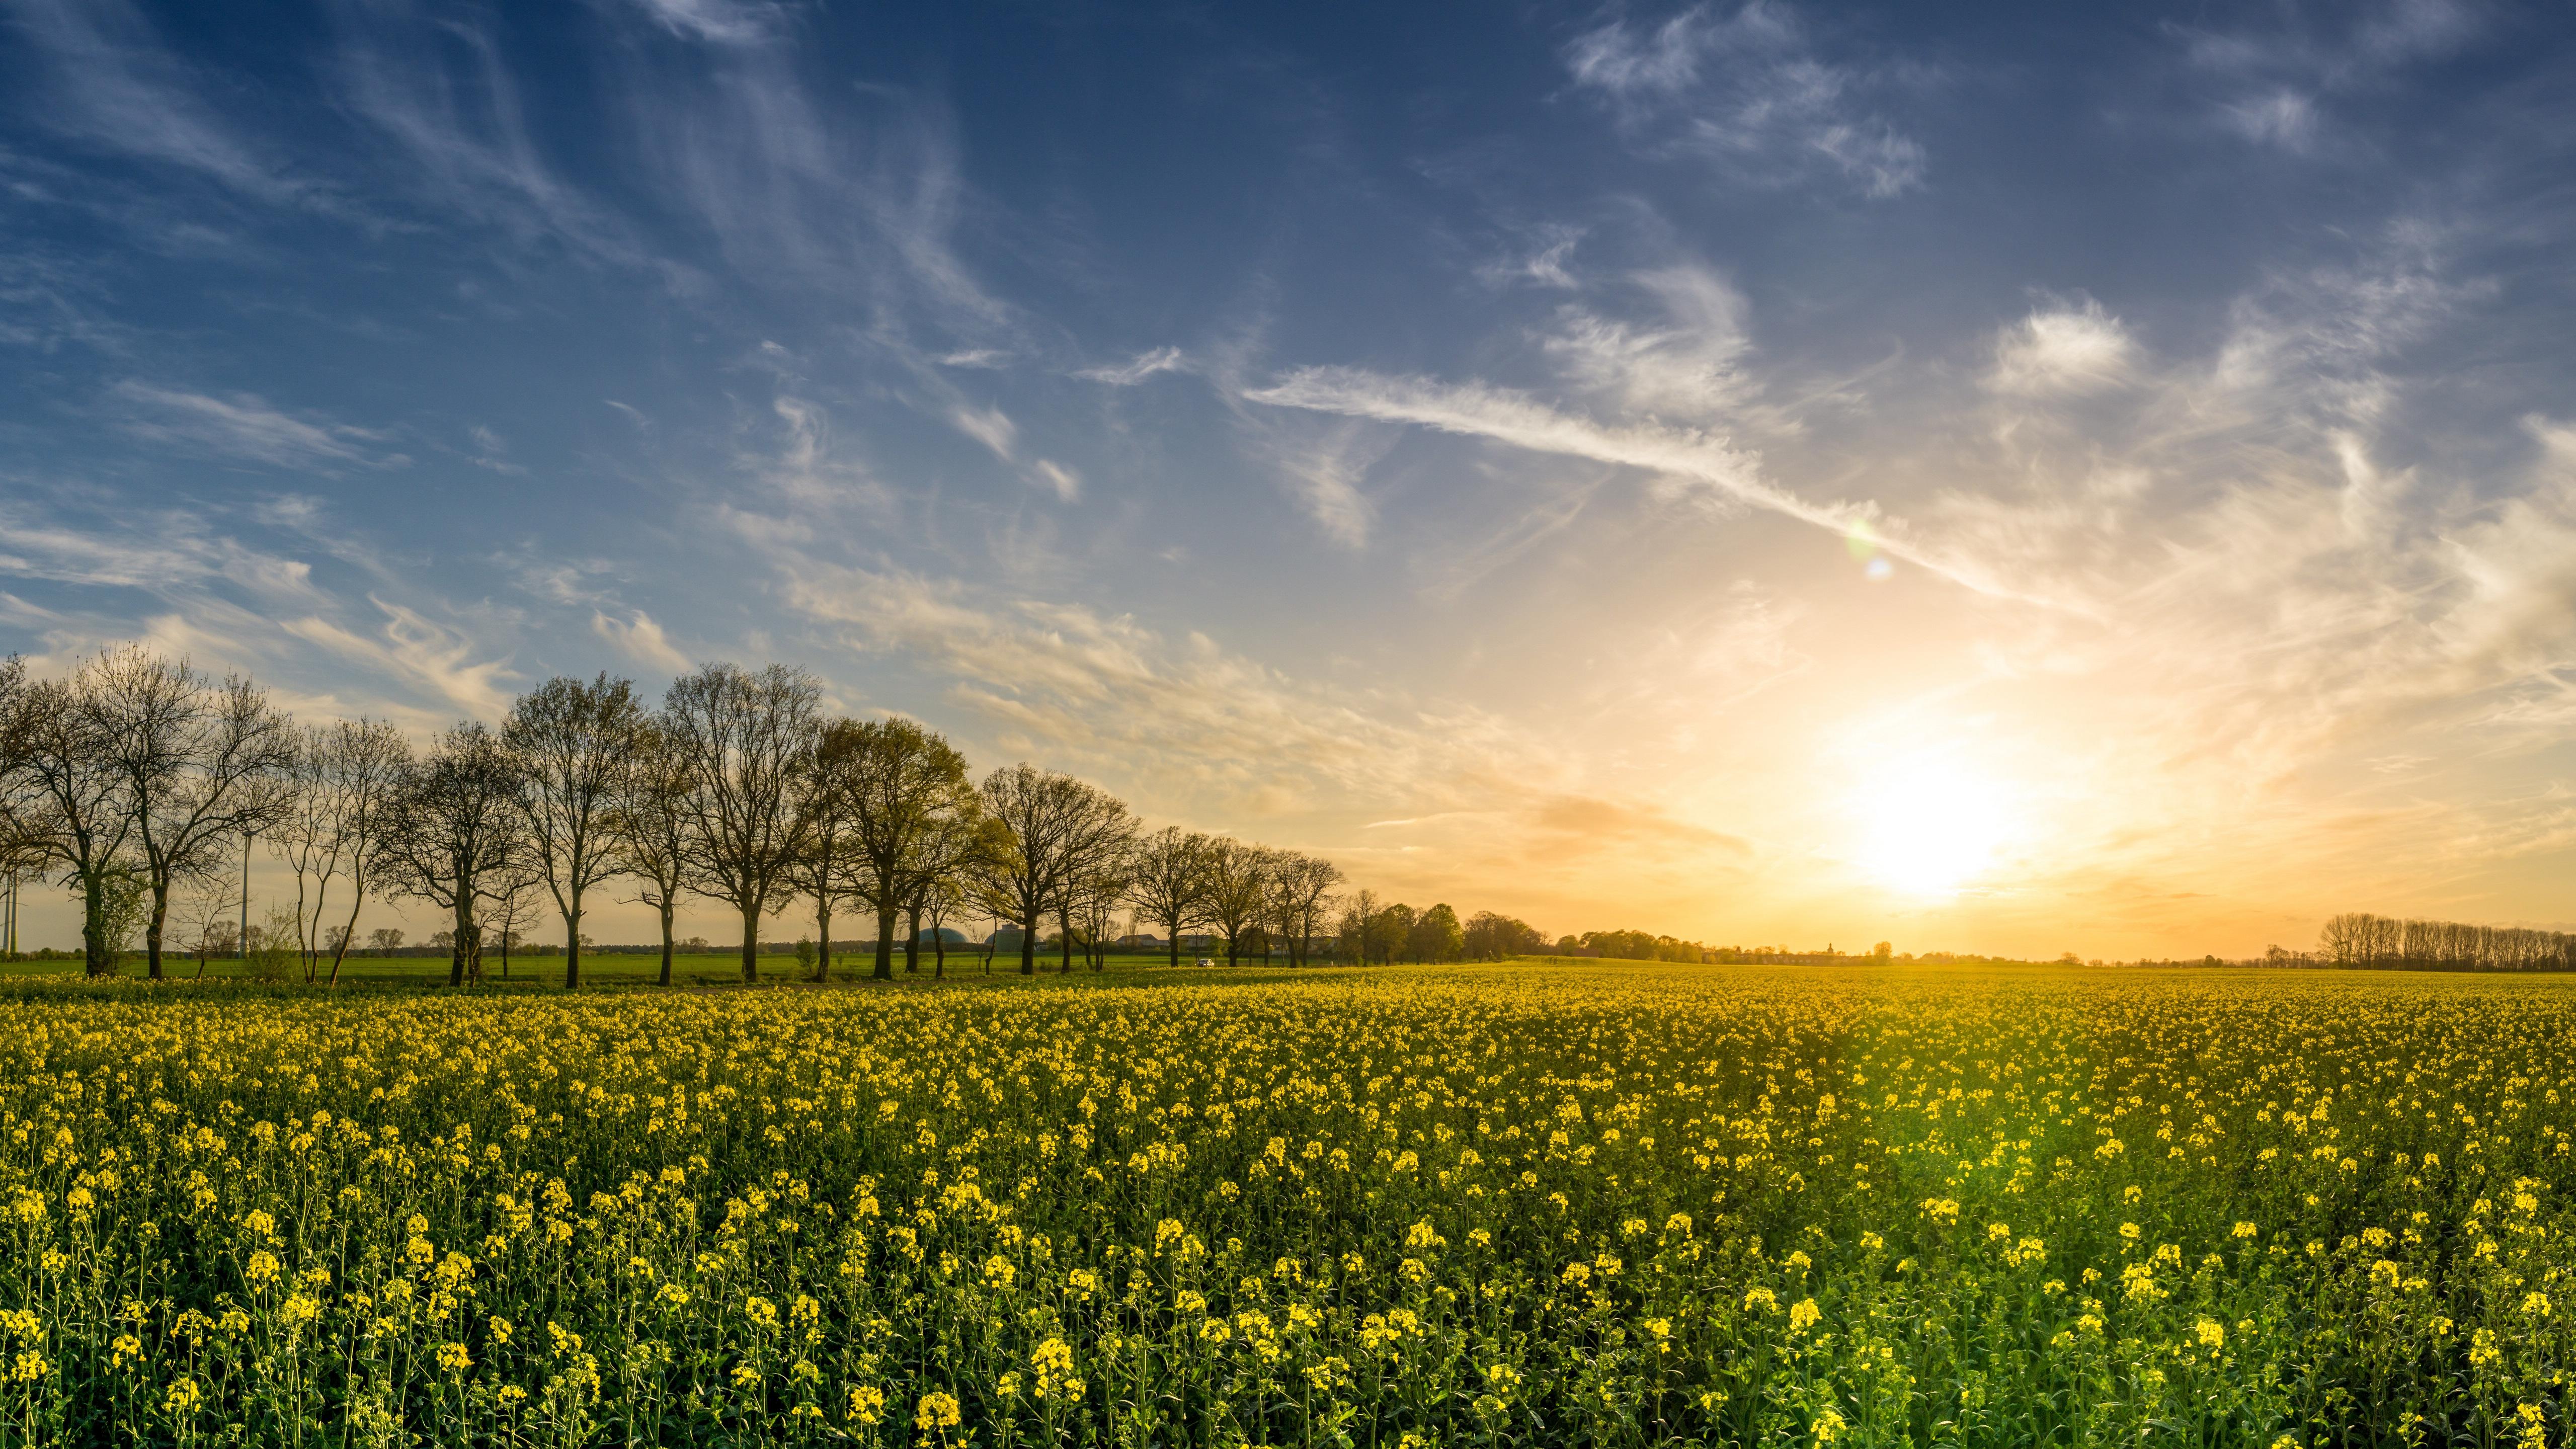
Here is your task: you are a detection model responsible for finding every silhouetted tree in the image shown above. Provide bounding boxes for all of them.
[375,723,525,988]
[837,719,976,983]
[84,647,296,979]
[608,719,695,987]
[507,673,645,991]
[664,663,821,983]
[1124,826,1213,970]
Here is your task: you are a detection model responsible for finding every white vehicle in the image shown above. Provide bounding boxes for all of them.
[1196,956,1215,968]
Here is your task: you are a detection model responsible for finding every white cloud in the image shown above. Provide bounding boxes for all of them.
[1270,425,1380,549]
[1076,347,1190,385]
[466,424,526,474]
[1029,459,1082,503]
[2179,0,2487,155]
[592,608,693,673]
[282,598,515,720]
[1475,225,1585,290]
[1243,365,2039,604]
[622,0,783,45]
[332,8,647,269]
[1567,2,1926,198]
[7,0,307,203]
[2220,91,2319,151]
[1543,265,1758,420]
[1987,301,2139,397]
[949,404,1018,461]
[112,382,399,471]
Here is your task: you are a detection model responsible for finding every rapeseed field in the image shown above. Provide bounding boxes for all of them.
[0,962,2569,1446]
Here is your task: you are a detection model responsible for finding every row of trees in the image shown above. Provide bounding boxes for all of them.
[0,648,1390,987]
[1555,928,1713,962]
[2316,913,2576,972]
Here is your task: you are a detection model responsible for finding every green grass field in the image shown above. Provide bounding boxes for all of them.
[1,959,2569,1446]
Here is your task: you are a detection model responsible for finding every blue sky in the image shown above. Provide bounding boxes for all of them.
[5,0,2574,955]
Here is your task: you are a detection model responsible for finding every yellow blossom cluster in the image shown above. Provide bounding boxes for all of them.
[0,962,2572,1444]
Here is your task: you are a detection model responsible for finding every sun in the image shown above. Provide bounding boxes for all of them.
[1854,760,2011,897]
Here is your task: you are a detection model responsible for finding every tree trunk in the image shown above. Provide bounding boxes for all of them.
[564,898,583,991]
[145,876,169,980]
[658,898,675,987]
[740,903,761,983]
[449,894,470,988]
[905,901,922,975]
[1020,909,1036,976]
[872,903,896,982]
[83,870,111,978]
[326,889,362,987]
[1226,930,1239,969]
[1058,905,1075,974]
[1169,923,1181,971]
[931,922,946,979]
[816,900,832,983]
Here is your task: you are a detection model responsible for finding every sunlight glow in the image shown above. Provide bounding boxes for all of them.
[1855,760,2011,897]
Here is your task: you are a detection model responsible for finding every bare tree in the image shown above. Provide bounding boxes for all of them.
[375,722,525,988]
[82,647,295,979]
[608,719,694,987]
[173,872,237,981]
[664,663,821,983]
[273,720,411,987]
[272,728,349,983]
[1266,851,1344,968]
[2,661,139,976]
[0,657,34,946]
[839,719,976,983]
[507,673,643,991]
[1072,832,1136,972]
[1123,826,1212,970]
[973,764,1110,978]
[791,719,869,983]
[920,869,969,979]
[487,860,547,982]
[1201,835,1271,968]
[316,721,409,987]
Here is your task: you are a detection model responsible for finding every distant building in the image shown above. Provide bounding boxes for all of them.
[1116,933,1166,949]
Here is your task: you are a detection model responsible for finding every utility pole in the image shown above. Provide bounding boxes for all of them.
[4,874,15,957]
[239,829,252,960]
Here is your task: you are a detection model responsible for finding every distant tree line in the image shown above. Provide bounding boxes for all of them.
[1555,928,1715,963]
[2315,913,2576,972]
[0,646,1503,987]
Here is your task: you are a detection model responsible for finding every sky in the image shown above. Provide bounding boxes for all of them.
[4,0,2574,958]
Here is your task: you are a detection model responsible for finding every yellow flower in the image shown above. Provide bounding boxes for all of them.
[915,1390,962,1429]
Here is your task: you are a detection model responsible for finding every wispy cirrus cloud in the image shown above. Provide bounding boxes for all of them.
[282,596,516,720]
[1241,365,2039,603]
[2174,0,2489,155]
[621,0,788,47]
[111,381,404,471]
[1565,1,1928,197]
[330,5,651,269]
[1987,300,2139,397]
[3,0,309,203]
[1075,346,1190,386]
[592,607,692,673]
